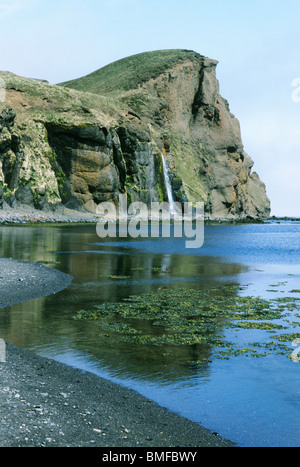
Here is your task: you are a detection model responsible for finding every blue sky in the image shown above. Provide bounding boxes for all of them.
[1,0,300,216]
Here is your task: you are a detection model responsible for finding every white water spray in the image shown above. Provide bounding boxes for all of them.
[161,153,177,215]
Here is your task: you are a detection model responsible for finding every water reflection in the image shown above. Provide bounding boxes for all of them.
[0,224,246,384]
[1,224,300,446]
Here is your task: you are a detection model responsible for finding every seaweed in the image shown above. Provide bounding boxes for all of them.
[73,286,300,361]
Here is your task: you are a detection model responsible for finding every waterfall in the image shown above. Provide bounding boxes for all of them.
[161,153,177,215]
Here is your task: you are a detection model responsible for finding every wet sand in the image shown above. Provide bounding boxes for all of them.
[0,257,233,448]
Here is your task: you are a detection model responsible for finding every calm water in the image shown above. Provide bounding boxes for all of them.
[0,221,299,447]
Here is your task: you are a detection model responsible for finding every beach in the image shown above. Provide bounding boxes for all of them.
[0,256,233,448]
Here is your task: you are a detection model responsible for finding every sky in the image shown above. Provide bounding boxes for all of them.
[0,0,300,217]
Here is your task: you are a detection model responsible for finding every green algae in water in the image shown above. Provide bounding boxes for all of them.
[73,286,300,361]
[105,275,131,280]
[273,333,300,342]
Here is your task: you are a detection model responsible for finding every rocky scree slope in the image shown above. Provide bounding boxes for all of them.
[0,50,270,219]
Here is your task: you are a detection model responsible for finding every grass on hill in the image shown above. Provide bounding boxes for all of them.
[59,49,203,97]
[0,71,125,126]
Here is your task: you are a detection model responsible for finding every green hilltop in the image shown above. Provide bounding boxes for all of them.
[0,49,271,218]
[60,49,203,96]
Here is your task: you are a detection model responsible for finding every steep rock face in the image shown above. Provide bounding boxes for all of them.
[0,103,62,210]
[110,53,271,218]
[45,123,164,212]
[0,50,271,219]
[0,106,16,207]
[0,97,165,213]
[0,73,166,212]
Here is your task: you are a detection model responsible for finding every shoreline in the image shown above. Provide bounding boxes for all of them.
[0,256,234,448]
[1,342,234,448]
[0,258,73,309]
[1,202,295,226]
[0,204,99,225]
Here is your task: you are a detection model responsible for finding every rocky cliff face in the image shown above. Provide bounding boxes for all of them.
[111,53,270,218]
[0,50,271,219]
[0,73,166,214]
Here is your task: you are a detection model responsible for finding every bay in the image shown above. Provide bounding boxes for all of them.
[0,220,299,447]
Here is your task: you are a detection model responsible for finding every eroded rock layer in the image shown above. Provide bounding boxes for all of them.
[0,50,270,219]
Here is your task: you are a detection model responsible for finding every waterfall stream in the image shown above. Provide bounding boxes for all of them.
[161,153,177,215]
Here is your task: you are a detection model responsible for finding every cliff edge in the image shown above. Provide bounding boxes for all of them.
[0,50,270,219]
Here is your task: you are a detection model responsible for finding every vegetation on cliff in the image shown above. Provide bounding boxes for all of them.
[0,49,270,218]
[61,49,203,97]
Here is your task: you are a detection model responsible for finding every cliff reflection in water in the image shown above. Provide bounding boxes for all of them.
[0,224,246,383]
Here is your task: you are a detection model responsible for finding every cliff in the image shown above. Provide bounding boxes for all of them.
[0,50,270,219]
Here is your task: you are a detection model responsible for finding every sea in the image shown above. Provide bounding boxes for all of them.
[0,220,299,447]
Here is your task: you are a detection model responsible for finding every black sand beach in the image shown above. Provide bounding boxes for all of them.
[0,257,233,448]
[0,258,73,308]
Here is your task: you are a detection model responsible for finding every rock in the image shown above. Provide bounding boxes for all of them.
[0,52,271,219]
[38,186,46,196]
[0,186,3,209]
[15,184,34,205]
[117,52,270,219]
[61,50,271,219]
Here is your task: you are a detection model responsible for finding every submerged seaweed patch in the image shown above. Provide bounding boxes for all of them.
[73,286,300,360]
[105,275,131,280]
